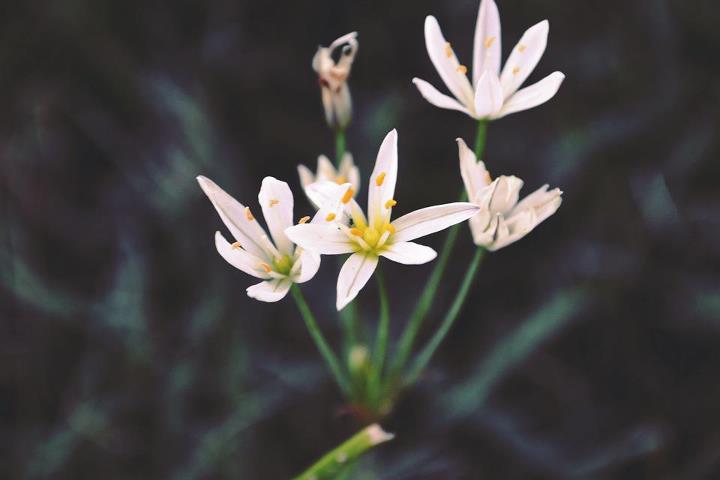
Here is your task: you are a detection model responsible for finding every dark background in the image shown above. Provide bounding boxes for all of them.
[3,0,720,478]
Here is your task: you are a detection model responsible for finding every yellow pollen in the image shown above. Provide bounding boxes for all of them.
[512,66,520,75]
[245,207,254,221]
[375,172,386,186]
[384,199,397,209]
[335,175,347,184]
[325,212,336,222]
[269,199,279,207]
[260,263,272,273]
[484,36,496,48]
[350,227,363,236]
[385,223,396,234]
[231,242,242,249]
[298,215,310,224]
[484,171,492,183]
[444,42,453,58]
[341,187,354,204]
[518,44,527,52]
[457,64,468,74]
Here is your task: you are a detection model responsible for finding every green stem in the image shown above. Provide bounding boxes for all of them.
[335,129,346,167]
[293,424,394,480]
[405,247,485,386]
[368,267,390,403]
[291,285,350,394]
[388,120,488,381]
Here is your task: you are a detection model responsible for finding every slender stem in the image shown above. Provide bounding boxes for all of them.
[291,285,350,394]
[404,247,485,386]
[335,129,346,167]
[388,120,488,381]
[368,267,390,403]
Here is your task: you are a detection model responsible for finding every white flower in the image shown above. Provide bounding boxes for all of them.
[197,175,321,302]
[458,138,562,250]
[286,130,481,310]
[298,152,361,208]
[413,0,565,120]
[313,32,358,129]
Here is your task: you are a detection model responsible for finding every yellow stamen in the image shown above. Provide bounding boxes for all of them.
[269,199,279,207]
[341,187,354,204]
[444,42,453,58]
[260,263,272,273]
[384,199,397,209]
[375,172,386,187]
[245,207,254,221]
[484,171,492,183]
[385,223,396,234]
[512,66,520,75]
[298,216,310,224]
[518,44,527,53]
[350,227,363,236]
[484,36,496,48]
[231,241,242,249]
[335,175,347,184]
[325,212,336,222]
[457,64,468,74]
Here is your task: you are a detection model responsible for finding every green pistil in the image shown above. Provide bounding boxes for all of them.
[273,255,293,275]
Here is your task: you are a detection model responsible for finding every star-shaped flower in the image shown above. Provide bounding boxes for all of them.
[298,152,360,208]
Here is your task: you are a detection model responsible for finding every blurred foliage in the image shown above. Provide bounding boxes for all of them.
[2,0,720,478]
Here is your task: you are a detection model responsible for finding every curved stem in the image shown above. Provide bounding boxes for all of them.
[404,247,485,386]
[335,129,346,167]
[291,284,350,394]
[368,267,390,403]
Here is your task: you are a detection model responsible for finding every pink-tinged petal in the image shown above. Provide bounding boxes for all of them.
[424,16,475,108]
[296,248,321,283]
[513,185,563,224]
[412,78,473,117]
[488,175,524,214]
[197,176,271,261]
[336,253,378,310]
[472,0,502,84]
[391,202,481,243]
[258,176,294,255]
[499,20,550,98]
[214,231,270,279]
[368,130,398,228]
[473,70,504,119]
[457,138,491,204]
[380,242,437,265]
[285,224,355,255]
[246,278,292,302]
[495,71,565,118]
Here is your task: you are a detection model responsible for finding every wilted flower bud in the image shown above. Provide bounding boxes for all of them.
[312,32,358,130]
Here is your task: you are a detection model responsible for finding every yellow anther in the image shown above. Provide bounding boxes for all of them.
[484,36,496,48]
[231,241,242,249]
[384,223,396,234]
[457,64,468,74]
[260,263,272,273]
[269,199,279,207]
[484,171,492,184]
[518,44,527,53]
[384,199,397,209]
[325,212,336,222]
[375,171,386,186]
[245,207,254,221]
[335,175,347,184]
[444,42,453,58]
[350,227,363,236]
[512,66,520,75]
[341,187,354,204]
[298,216,311,224]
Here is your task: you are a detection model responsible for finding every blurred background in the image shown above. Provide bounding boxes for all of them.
[2,0,720,478]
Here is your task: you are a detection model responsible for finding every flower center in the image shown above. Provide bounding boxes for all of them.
[273,255,293,275]
[348,224,394,253]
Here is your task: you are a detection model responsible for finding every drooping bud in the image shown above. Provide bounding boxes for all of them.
[312,32,359,130]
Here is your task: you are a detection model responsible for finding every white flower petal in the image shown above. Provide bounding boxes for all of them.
[473,70,504,119]
[331,83,352,129]
[469,211,499,247]
[499,20,550,98]
[336,253,378,310]
[285,224,355,255]
[391,202,481,243]
[513,185,563,224]
[412,78,472,117]
[197,176,270,261]
[246,278,292,302]
[457,138,491,205]
[380,242,437,265]
[316,154,336,182]
[424,16,475,108]
[214,231,270,279]
[296,248,321,283]
[368,129,399,228]
[472,0,502,84]
[495,71,565,118]
[339,152,361,193]
[329,31,358,50]
[258,176,294,255]
[488,175,524,214]
[298,164,315,190]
